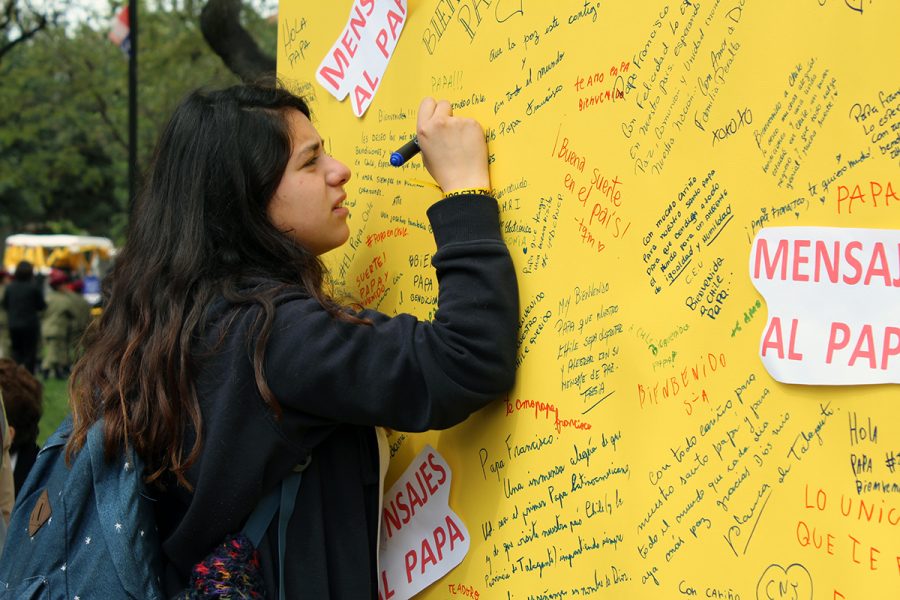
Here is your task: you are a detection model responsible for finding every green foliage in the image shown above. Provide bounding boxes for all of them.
[0,0,277,245]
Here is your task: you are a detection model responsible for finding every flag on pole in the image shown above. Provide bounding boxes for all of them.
[108,6,131,56]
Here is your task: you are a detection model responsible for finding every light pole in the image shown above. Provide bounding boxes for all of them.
[127,0,138,210]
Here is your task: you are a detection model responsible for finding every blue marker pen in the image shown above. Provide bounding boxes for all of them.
[390,136,420,167]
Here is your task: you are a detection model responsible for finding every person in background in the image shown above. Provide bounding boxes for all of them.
[63,278,92,363]
[41,269,75,380]
[66,82,518,598]
[0,358,43,495]
[1,261,46,374]
[0,394,14,539]
[0,270,11,359]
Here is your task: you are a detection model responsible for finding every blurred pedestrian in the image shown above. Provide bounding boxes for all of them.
[63,278,92,363]
[40,269,74,379]
[1,262,46,374]
[0,394,13,529]
[0,358,42,494]
[0,269,10,359]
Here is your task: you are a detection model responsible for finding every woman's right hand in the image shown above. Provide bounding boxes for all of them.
[415,97,491,193]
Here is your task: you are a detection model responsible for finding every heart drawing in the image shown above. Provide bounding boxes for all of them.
[756,563,813,600]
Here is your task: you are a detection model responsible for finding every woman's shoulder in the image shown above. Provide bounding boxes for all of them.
[202,281,319,328]
[234,277,309,299]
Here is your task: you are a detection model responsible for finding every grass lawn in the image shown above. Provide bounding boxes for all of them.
[38,376,71,446]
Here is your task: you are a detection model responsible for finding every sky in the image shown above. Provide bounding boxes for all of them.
[27,0,113,31]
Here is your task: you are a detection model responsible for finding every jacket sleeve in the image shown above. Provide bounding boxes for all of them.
[263,194,519,433]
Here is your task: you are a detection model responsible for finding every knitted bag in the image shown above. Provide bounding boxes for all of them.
[175,533,265,599]
[175,469,304,600]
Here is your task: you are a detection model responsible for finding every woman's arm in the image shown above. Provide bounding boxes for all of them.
[261,100,518,432]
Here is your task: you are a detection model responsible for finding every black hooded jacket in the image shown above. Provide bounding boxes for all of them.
[156,194,519,598]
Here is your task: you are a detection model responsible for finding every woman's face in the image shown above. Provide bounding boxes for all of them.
[267,110,352,256]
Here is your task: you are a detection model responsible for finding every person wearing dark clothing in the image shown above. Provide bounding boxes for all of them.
[1,262,46,374]
[0,269,11,359]
[0,358,42,494]
[66,83,519,598]
[0,397,12,531]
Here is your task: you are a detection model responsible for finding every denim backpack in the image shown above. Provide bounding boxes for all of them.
[0,416,303,600]
[0,416,165,599]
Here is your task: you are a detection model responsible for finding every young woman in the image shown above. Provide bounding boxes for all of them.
[67,83,518,597]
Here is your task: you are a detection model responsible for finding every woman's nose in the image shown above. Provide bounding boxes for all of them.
[329,157,351,186]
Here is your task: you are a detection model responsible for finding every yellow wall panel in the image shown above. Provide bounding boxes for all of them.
[278,1,899,598]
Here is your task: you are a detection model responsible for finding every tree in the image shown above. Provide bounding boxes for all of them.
[0,0,56,63]
[0,22,126,238]
[0,0,277,243]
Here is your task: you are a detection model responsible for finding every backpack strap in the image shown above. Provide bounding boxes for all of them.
[276,472,302,600]
[241,486,281,546]
[241,454,310,600]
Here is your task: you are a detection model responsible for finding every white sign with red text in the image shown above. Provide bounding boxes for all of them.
[378,445,469,600]
[750,227,900,385]
[315,0,408,117]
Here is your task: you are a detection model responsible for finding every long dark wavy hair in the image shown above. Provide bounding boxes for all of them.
[67,83,359,489]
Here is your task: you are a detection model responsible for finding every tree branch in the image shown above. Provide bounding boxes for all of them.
[0,1,47,62]
[200,0,275,83]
